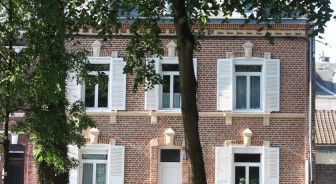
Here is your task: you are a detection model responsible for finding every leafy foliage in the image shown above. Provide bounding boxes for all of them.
[0,0,96,180]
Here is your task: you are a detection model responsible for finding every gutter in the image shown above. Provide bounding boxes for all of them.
[308,25,314,184]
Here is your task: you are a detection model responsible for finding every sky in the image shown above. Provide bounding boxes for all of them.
[315,1,336,62]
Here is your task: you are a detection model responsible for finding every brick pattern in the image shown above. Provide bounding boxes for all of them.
[65,35,311,183]
[3,29,312,183]
[316,164,336,184]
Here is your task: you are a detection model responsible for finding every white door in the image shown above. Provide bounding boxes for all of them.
[158,149,181,184]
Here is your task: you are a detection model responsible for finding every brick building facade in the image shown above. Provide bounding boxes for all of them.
[4,21,314,184]
[65,21,312,184]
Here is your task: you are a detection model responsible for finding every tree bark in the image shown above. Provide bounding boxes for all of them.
[173,0,207,183]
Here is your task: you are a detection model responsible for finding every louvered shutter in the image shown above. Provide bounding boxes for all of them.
[66,73,81,105]
[108,145,125,184]
[111,59,126,110]
[145,58,160,110]
[215,147,233,184]
[263,147,279,184]
[193,58,197,80]
[217,59,233,110]
[68,145,79,184]
[263,59,280,111]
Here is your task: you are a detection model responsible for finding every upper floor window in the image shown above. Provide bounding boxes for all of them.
[217,58,280,112]
[66,57,126,111]
[161,64,180,109]
[235,65,262,110]
[85,64,110,108]
[145,58,197,111]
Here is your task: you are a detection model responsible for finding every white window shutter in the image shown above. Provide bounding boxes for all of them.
[68,145,79,184]
[263,59,280,111]
[217,59,233,111]
[145,58,160,110]
[263,147,280,184]
[193,58,197,80]
[111,59,126,110]
[66,73,81,106]
[108,145,125,184]
[215,147,232,184]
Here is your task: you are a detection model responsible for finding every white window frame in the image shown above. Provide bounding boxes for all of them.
[215,146,280,184]
[234,63,263,111]
[145,57,197,111]
[217,58,280,112]
[160,64,180,110]
[81,57,126,111]
[79,144,109,184]
[233,149,262,184]
[82,58,112,110]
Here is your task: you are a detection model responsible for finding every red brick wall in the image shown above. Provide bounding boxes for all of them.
[71,35,310,183]
[3,34,311,184]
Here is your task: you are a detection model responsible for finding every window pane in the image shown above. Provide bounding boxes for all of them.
[160,149,180,162]
[85,76,95,107]
[234,154,261,163]
[86,64,110,71]
[82,154,108,160]
[96,164,107,184]
[250,76,260,109]
[162,64,179,71]
[236,76,247,109]
[236,65,261,72]
[83,163,93,184]
[162,75,170,108]
[249,167,260,184]
[173,75,180,108]
[235,166,246,184]
[98,75,108,107]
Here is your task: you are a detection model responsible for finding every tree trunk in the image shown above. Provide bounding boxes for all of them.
[38,143,69,184]
[173,1,207,183]
[2,113,10,184]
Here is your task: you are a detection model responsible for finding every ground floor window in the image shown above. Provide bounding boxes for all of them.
[68,144,125,184]
[215,147,279,184]
[82,154,108,184]
[234,154,260,184]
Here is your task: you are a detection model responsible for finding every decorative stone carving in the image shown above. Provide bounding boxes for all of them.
[165,128,175,146]
[89,128,100,144]
[243,41,254,58]
[92,40,102,57]
[167,40,177,57]
[243,128,252,146]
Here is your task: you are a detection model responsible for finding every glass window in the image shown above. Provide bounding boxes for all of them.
[161,64,180,109]
[85,64,110,108]
[82,154,108,184]
[234,154,261,184]
[234,154,260,163]
[160,149,181,162]
[235,65,261,110]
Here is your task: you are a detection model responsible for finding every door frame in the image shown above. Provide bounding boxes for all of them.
[158,146,182,184]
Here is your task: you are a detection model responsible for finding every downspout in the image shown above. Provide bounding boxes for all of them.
[307,25,314,184]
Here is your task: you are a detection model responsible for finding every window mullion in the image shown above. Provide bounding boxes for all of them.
[170,74,174,108]
[246,166,250,184]
[247,75,250,109]
[93,163,97,184]
[94,84,99,108]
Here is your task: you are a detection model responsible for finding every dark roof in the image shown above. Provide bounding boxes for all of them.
[315,110,336,145]
[316,62,336,96]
